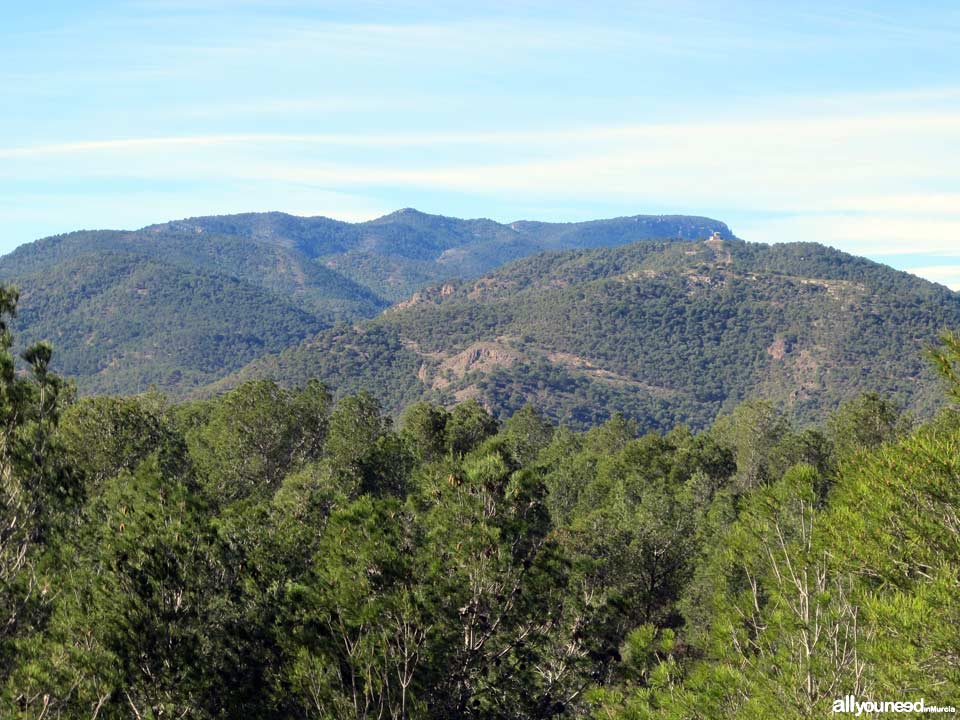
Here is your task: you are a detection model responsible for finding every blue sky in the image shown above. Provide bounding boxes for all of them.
[2,1,959,289]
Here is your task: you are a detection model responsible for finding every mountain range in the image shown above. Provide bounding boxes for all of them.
[207,235,960,429]
[1,208,957,429]
[0,210,731,396]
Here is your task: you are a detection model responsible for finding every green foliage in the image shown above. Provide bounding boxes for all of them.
[324,391,414,497]
[588,423,960,719]
[445,399,499,457]
[218,237,960,432]
[4,276,960,719]
[58,393,186,491]
[826,424,960,695]
[928,328,960,403]
[281,495,425,719]
[400,401,451,463]
[828,391,908,461]
[499,404,555,466]
[0,287,74,691]
[711,399,791,490]
[184,379,331,503]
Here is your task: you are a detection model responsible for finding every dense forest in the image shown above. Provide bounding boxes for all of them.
[5,209,957,432]
[213,237,960,430]
[0,210,731,397]
[2,285,958,718]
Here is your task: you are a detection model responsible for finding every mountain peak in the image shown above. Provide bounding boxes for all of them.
[371,207,434,222]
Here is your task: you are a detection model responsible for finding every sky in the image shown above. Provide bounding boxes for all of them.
[2,1,959,289]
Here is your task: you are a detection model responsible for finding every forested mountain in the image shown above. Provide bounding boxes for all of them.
[5,208,957,430]
[0,209,732,395]
[211,236,960,429]
[145,208,735,301]
[0,250,330,395]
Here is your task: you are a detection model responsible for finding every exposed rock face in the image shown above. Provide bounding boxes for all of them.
[768,336,788,360]
[393,282,460,311]
[432,342,522,388]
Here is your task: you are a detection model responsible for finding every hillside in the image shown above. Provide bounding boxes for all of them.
[0,226,387,320]
[207,237,960,429]
[3,252,326,395]
[0,209,732,396]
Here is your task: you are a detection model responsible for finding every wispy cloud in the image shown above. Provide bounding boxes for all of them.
[736,215,960,256]
[4,105,957,270]
[905,265,960,291]
[828,193,960,216]
[3,0,959,277]
[4,108,958,157]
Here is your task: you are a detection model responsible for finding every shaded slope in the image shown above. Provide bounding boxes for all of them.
[4,252,323,395]
[1,226,387,320]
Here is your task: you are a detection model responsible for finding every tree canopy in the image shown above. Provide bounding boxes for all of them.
[1,285,958,718]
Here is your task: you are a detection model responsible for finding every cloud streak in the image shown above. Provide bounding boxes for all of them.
[3,109,957,250]
[905,265,960,291]
[5,107,960,158]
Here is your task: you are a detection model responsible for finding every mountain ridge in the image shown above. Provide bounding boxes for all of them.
[0,209,735,397]
[204,235,960,430]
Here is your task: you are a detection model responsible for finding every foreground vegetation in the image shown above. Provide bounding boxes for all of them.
[2,288,959,718]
